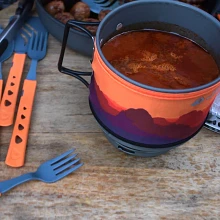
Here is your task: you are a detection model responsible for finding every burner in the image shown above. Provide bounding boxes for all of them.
[204,93,220,133]
[100,123,179,157]
[90,101,206,157]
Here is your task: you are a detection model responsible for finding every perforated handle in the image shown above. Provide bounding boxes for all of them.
[5,79,37,167]
[0,53,26,126]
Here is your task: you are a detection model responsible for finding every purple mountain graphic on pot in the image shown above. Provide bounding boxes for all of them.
[89,76,209,145]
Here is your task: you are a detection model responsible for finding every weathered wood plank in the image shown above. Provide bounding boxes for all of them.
[0,132,219,219]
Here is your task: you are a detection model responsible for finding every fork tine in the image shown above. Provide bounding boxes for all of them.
[38,32,44,51]
[42,33,48,52]
[52,154,77,169]
[56,163,84,179]
[34,32,39,49]
[54,158,81,175]
[50,149,75,165]
[28,31,35,50]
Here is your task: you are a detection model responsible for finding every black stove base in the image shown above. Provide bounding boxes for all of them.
[89,100,207,157]
[99,123,180,157]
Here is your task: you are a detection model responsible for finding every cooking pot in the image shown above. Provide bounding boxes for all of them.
[58,0,220,156]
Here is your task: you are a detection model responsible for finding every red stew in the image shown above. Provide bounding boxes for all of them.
[101,30,219,89]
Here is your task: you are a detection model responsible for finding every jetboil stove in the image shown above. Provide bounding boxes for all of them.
[58,0,220,157]
[99,92,220,158]
[101,0,220,156]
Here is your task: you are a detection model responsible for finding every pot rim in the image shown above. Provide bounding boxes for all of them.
[95,0,220,94]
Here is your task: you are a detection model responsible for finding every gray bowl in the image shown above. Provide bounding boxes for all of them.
[35,0,95,57]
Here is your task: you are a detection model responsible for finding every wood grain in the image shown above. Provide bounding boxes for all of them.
[0,3,219,220]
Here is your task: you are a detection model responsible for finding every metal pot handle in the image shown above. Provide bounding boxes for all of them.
[58,20,100,87]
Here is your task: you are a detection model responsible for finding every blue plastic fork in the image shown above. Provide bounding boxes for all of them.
[0,149,83,194]
[82,0,121,13]
[5,32,48,168]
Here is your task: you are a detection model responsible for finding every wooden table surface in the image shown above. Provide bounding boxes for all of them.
[0,3,219,220]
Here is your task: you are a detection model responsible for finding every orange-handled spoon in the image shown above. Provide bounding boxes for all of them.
[5,32,48,167]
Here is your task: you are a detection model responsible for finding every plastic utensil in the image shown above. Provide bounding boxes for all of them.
[0,28,14,101]
[0,149,83,195]
[0,16,45,126]
[5,31,48,168]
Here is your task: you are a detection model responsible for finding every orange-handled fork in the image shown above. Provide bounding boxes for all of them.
[5,32,48,167]
[0,27,29,126]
